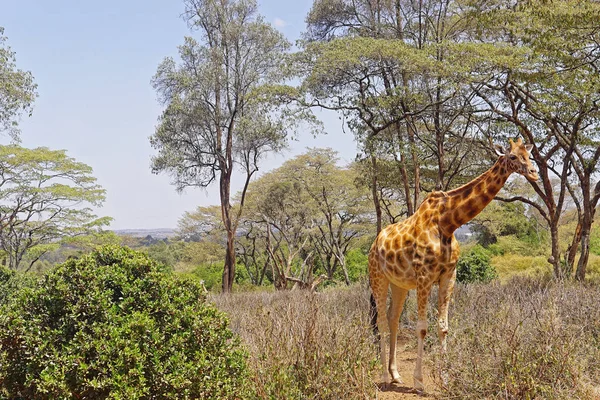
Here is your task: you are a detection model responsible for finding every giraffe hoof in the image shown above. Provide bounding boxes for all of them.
[389,370,403,384]
[391,376,404,384]
[380,373,391,387]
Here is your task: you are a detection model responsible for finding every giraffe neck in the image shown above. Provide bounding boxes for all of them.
[439,157,512,235]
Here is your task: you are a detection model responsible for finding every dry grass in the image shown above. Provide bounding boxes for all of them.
[437,277,600,399]
[212,285,379,399]
[211,278,600,399]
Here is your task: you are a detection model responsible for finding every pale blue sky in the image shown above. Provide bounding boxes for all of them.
[2,0,356,229]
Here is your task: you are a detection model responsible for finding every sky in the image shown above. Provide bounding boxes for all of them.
[2,0,357,230]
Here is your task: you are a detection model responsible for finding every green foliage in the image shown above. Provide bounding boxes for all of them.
[0,27,37,139]
[344,248,368,282]
[145,240,187,269]
[486,235,548,258]
[0,145,109,271]
[192,262,225,291]
[456,245,498,283]
[150,0,293,191]
[0,265,35,304]
[0,245,250,399]
[491,254,551,280]
[472,202,544,247]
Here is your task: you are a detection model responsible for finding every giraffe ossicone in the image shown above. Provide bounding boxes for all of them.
[368,138,538,391]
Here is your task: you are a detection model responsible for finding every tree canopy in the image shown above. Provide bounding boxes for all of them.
[151,0,309,292]
[0,145,109,271]
[0,28,37,141]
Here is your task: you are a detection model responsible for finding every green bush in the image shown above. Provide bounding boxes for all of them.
[344,248,369,282]
[0,265,35,304]
[456,245,498,283]
[0,245,250,399]
[192,262,224,291]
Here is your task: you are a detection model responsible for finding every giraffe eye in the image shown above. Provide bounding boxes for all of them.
[509,155,517,160]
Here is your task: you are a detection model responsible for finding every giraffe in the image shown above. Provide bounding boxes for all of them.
[368,138,539,391]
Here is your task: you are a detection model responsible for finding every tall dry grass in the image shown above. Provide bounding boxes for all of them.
[436,277,600,399]
[212,285,379,399]
[212,277,600,399]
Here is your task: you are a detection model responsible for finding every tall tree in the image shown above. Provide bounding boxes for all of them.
[0,27,37,140]
[300,0,491,227]
[471,0,600,279]
[283,149,372,284]
[239,149,373,288]
[0,145,109,271]
[151,0,298,292]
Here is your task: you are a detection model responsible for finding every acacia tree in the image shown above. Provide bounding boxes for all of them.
[0,145,109,271]
[244,168,315,290]
[236,149,373,289]
[283,149,372,284]
[151,0,300,292]
[0,27,37,140]
[299,0,494,232]
[471,0,600,279]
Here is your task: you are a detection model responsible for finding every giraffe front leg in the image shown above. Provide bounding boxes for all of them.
[437,269,456,388]
[388,285,408,384]
[413,277,433,392]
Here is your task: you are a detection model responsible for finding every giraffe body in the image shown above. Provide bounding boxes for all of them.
[369,138,539,391]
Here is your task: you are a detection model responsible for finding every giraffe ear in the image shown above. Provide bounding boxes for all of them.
[524,144,533,152]
[493,144,506,157]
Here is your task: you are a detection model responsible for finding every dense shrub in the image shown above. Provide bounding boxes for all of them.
[192,262,227,291]
[344,248,369,282]
[213,286,378,399]
[0,245,250,399]
[0,265,35,304]
[456,245,498,283]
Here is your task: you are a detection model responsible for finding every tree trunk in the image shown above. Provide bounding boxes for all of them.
[370,154,382,233]
[220,169,235,293]
[338,253,350,285]
[566,221,582,272]
[575,227,591,281]
[394,122,413,216]
[550,223,563,279]
[575,192,593,281]
[407,122,420,209]
[222,228,236,292]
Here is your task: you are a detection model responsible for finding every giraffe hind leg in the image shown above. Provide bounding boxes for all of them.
[370,273,390,385]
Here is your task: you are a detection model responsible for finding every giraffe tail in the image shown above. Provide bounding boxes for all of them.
[369,292,379,339]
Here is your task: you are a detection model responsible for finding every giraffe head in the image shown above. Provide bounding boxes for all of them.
[494,138,539,181]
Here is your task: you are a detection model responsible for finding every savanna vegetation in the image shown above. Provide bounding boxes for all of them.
[2,0,600,398]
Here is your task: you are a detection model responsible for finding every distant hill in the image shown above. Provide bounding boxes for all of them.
[112,228,177,239]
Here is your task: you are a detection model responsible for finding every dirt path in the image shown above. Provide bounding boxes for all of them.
[374,333,439,400]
